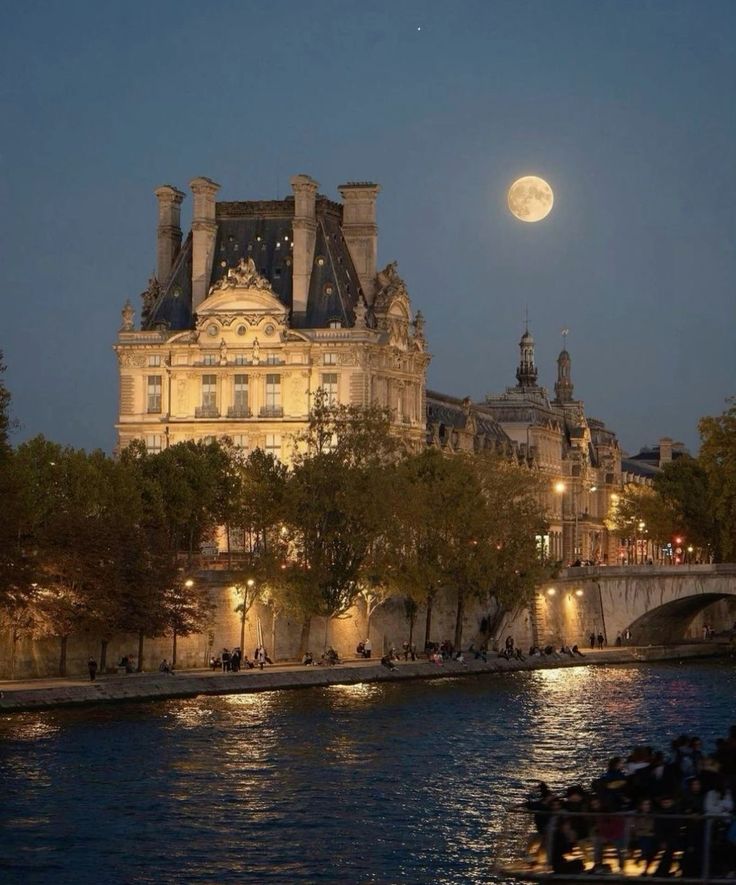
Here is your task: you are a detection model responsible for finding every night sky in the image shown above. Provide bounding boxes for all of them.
[2,0,734,455]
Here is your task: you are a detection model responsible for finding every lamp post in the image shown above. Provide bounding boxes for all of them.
[240,578,255,651]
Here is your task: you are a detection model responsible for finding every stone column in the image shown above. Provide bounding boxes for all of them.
[291,174,318,320]
[338,182,380,304]
[190,176,220,311]
[154,185,185,284]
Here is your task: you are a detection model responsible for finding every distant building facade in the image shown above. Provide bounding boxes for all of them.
[115,174,668,567]
[114,175,429,461]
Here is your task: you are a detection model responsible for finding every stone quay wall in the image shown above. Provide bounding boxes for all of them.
[2,565,735,679]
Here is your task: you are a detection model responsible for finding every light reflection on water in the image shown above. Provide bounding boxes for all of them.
[1,662,735,884]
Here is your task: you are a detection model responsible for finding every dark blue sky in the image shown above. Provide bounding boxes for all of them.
[2,0,734,454]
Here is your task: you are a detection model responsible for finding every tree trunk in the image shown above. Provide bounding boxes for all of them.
[239,606,246,653]
[408,610,415,648]
[172,629,178,668]
[424,592,434,649]
[137,630,144,672]
[271,610,277,661]
[10,627,19,679]
[298,617,311,657]
[454,587,466,652]
[99,639,108,673]
[226,522,232,569]
[323,616,330,651]
[59,635,68,677]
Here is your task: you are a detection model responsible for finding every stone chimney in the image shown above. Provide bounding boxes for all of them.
[190,176,220,311]
[154,185,185,284]
[290,174,319,318]
[338,182,380,303]
[659,436,673,467]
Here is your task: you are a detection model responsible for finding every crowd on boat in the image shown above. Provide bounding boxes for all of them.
[525,727,736,878]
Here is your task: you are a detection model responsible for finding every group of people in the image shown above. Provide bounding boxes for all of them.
[355,639,372,658]
[589,631,608,649]
[526,728,736,877]
[210,645,270,672]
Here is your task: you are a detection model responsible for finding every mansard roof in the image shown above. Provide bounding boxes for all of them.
[426,390,512,452]
[145,195,362,332]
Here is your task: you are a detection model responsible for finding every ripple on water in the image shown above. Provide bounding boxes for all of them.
[1,662,736,883]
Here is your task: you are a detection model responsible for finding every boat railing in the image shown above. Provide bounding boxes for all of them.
[492,804,736,883]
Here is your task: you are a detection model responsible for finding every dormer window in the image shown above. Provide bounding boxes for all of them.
[329,320,342,329]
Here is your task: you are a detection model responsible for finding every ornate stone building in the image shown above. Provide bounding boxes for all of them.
[426,328,625,565]
[114,175,429,460]
[115,173,654,568]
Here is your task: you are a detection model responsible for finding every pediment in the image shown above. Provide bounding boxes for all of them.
[198,285,287,317]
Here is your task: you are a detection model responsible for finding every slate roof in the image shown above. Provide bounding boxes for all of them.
[146,196,362,331]
[426,391,511,451]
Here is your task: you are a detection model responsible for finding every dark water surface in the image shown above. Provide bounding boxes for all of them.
[2,661,736,884]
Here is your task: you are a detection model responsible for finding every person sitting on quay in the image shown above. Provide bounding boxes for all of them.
[571,644,584,657]
[158,659,172,674]
[209,655,221,671]
[240,653,254,670]
[88,657,98,682]
[301,651,314,666]
[320,647,339,666]
[380,653,398,671]
[356,640,366,658]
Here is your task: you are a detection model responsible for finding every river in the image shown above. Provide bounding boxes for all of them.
[1,661,735,884]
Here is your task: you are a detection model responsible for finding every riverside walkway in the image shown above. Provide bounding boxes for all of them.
[0,643,731,714]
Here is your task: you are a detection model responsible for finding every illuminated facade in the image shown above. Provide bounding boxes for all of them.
[115,174,656,567]
[427,329,627,565]
[114,175,429,460]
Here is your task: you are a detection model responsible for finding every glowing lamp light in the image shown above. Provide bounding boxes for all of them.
[184,579,194,588]
[575,589,584,597]
[547,587,556,596]
[247,578,255,587]
[554,481,566,494]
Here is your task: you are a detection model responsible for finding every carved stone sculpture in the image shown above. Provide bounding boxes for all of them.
[208,257,273,294]
[121,300,135,331]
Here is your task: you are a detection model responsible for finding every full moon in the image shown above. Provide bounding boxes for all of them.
[507,175,554,223]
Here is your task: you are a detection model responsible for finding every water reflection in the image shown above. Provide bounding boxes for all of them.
[1,663,735,884]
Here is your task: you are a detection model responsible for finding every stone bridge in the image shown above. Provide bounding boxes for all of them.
[530,564,736,647]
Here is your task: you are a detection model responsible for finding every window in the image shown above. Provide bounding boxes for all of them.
[234,354,247,365]
[321,373,338,405]
[202,435,215,445]
[203,353,217,366]
[265,374,281,409]
[329,320,342,329]
[323,352,337,365]
[266,353,280,365]
[265,433,281,460]
[232,434,248,450]
[145,434,163,453]
[147,355,161,367]
[147,375,162,413]
[234,374,248,409]
[202,375,217,409]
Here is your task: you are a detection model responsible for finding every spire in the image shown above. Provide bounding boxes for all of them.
[515,325,538,389]
[554,329,574,403]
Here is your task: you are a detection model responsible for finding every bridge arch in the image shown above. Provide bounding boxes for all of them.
[627,593,734,645]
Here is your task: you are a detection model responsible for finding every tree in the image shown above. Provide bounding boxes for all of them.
[0,354,34,617]
[161,576,214,668]
[699,399,736,561]
[282,391,398,652]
